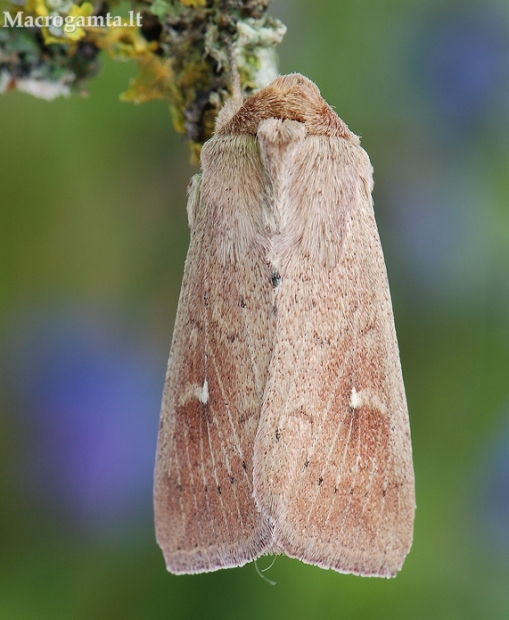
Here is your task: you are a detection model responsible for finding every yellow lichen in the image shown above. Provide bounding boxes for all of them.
[180,0,207,7]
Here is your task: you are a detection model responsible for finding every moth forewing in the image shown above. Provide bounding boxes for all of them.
[252,120,414,577]
[154,131,276,574]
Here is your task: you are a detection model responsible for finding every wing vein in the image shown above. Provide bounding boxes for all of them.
[204,406,230,534]
[210,354,251,489]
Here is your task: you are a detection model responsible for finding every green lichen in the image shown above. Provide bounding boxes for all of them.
[154,0,285,151]
[0,24,101,98]
[0,0,285,154]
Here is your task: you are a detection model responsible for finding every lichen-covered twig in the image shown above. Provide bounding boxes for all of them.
[0,0,285,156]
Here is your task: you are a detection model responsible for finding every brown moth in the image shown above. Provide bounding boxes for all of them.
[154,74,415,578]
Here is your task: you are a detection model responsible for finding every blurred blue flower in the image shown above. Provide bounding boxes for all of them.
[382,154,491,306]
[414,8,509,133]
[476,421,509,554]
[5,304,163,536]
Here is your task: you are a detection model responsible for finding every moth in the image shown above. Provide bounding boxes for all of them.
[154,74,415,578]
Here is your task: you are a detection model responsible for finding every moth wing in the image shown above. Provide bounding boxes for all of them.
[155,137,274,574]
[253,128,415,577]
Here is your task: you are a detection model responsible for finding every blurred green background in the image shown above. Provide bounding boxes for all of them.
[2,0,509,618]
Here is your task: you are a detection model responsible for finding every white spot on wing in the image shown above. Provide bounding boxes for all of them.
[200,379,209,404]
[178,380,209,407]
[350,387,387,415]
[350,387,362,409]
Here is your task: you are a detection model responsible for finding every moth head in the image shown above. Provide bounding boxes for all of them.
[216,73,356,140]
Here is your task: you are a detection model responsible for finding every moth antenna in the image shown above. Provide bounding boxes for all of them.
[261,556,277,572]
[254,558,277,586]
[215,42,244,131]
[227,41,243,106]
